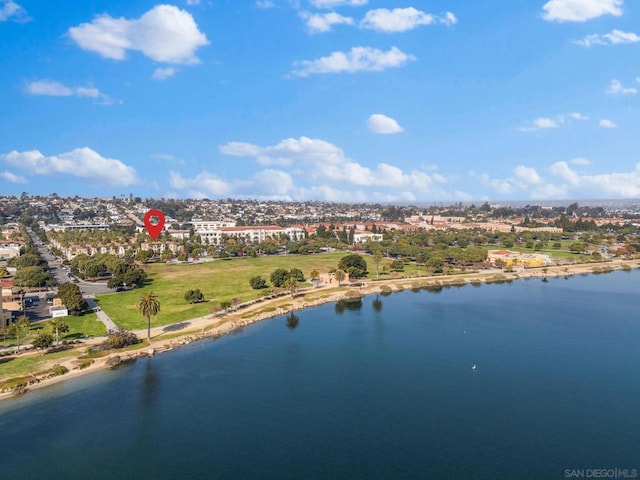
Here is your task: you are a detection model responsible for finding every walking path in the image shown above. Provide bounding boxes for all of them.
[84,296,118,332]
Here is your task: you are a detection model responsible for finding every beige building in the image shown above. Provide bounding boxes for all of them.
[488,250,552,269]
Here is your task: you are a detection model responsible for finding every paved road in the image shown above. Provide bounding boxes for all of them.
[26,227,114,296]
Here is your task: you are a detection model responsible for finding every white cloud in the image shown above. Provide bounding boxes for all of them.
[570,112,589,120]
[549,161,640,197]
[310,0,367,7]
[542,0,623,22]
[474,168,565,198]
[152,67,176,80]
[475,160,640,199]
[0,0,29,22]
[25,80,72,96]
[575,29,640,47]
[168,171,231,198]
[68,5,209,64]
[24,80,116,104]
[599,119,617,128]
[219,142,264,158]
[360,7,456,32]
[520,117,563,132]
[0,148,138,186]
[513,165,543,185]
[299,11,354,33]
[366,113,403,134]
[607,79,637,95]
[219,136,448,195]
[292,46,415,77]
[571,157,591,165]
[255,0,275,8]
[0,171,27,184]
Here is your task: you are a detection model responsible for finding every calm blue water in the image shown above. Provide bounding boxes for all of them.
[1,271,640,479]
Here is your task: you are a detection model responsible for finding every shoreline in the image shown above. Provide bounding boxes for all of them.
[2,259,638,401]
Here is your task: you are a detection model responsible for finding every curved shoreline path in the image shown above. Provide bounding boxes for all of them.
[84,296,118,332]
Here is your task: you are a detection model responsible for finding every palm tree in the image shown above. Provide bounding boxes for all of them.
[372,248,382,278]
[8,316,30,352]
[334,269,345,286]
[137,290,160,340]
[284,277,298,298]
[49,317,69,345]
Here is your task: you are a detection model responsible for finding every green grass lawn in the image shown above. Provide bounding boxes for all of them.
[0,349,76,381]
[97,251,360,330]
[36,313,107,339]
[1,313,106,349]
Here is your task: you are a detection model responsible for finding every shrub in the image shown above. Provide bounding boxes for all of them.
[99,329,140,350]
[249,275,267,289]
[390,259,404,272]
[51,364,69,376]
[184,289,205,303]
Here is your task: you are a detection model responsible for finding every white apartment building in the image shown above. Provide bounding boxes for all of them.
[192,220,237,243]
[199,225,306,245]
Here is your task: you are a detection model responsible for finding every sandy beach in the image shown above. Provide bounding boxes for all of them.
[2,259,638,400]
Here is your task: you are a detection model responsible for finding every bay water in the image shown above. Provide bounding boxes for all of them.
[1,271,640,479]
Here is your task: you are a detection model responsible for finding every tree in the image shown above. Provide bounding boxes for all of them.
[184,289,205,303]
[390,259,404,272]
[289,268,305,282]
[334,269,346,286]
[13,266,54,288]
[309,269,320,286]
[49,318,69,345]
[7,324,21,352]
[137,290,160,340]
[270,268,290,287]
[569,242,586,254]
[415,251,428,277]
[284,277,298,298]
[249,275,267,289]
[32,332,54,353]
[427,255,444,274]
[57,282,88,315]
[8,316,30,352]
[372,248,383,278]
[135,249,154,263]
[220,300,232,312]
[338,254,367,278]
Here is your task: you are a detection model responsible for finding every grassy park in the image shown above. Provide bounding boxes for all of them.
[95,246,592,331]
[38,313,107,339]
[1,313,105,349]
[96,251,357,330]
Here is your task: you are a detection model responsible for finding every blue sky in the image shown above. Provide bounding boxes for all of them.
[1,0,639,202]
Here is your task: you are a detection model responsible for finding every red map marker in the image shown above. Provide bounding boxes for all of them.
[143,209,165,240]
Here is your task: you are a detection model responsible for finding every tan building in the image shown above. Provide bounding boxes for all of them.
[488,250,551,269]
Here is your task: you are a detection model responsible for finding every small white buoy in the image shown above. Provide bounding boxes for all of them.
[472,364,477,370]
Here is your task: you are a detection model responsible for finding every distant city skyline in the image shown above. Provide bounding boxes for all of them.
[1,0,639,201]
